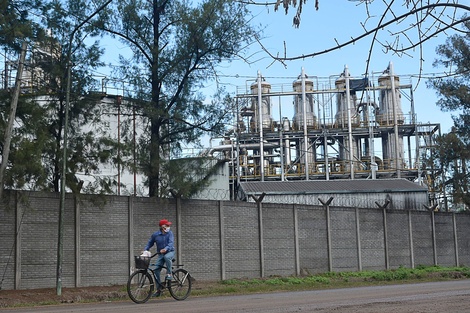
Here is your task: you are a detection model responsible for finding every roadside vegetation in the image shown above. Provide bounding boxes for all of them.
[2,265,469,308]
[191,265,470,296]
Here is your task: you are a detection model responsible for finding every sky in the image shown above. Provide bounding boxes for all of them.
[96,1,465,138]
[203,1,461,135]
[88,0,466,194]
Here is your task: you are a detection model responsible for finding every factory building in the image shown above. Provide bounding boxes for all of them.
[2,46,440,206]
[207,63,440,207]
[238,179,429,210]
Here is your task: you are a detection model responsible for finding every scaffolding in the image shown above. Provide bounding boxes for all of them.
[206,63,441,197]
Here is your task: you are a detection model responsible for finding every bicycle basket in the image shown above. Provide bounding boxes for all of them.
[135,256,150,269]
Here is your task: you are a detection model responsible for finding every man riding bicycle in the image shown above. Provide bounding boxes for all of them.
[143,218,175,296]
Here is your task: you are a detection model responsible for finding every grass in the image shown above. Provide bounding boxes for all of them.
[2,265,469,308]
[190,265,470,296]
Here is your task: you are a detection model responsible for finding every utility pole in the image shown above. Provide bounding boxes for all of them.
[0,42,28,200]
[57,0,114,296]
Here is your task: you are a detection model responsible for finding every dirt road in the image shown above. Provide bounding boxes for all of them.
[1,280,470,313]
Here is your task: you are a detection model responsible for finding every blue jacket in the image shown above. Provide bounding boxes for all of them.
[144,230,175,252]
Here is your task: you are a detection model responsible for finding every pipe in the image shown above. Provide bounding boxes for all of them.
[344,65,355,179]
[257,71,265,181]
[389,62,401,178]
[205,143,277,157]
[301,68,309,180]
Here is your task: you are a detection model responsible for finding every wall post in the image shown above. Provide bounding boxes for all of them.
[375,200,390,269]
[293,204,300,276]
[355,208,362,271]
[14,191,21,289]
[319,197,333,272]
[74,197,80,287]
[453,212,459,266]
[176,197,182,265]
[408,210,415,268]
[431,211,437,265]
[218,201,226,280]
[251,193,265,277]
[383,208,389,270]
[128,196,134,274]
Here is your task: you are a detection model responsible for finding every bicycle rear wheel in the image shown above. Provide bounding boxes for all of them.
[168,268,192,300]
[127,270,154,303]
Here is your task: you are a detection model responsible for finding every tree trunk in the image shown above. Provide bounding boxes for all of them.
[0,42,27,198]
[148,120,161,197]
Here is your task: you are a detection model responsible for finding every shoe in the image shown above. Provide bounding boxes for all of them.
[153,289,162,297]
[166,274,172,280]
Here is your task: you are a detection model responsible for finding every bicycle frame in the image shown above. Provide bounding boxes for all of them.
[128,253,192,303]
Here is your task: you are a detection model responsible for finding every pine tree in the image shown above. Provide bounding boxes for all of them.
[0,0,125,194]
[0,0,34,50]
[96,0,258,197]
[428,20,470,211]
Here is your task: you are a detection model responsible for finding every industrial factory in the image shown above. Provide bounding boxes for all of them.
[2,42,440,205]
[206,63,440,205]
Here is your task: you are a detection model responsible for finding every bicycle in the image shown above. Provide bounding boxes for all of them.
[127,252,192,303]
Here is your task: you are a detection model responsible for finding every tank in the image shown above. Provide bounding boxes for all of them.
[339,135,359,172]
[376,74,405,125]
[250,78,273,131]
[282,117,291,165]
[381,132,404,170]
[293,76,316,129]
[334,75,360,128]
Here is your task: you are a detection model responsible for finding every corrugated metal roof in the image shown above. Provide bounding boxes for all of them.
[239,179,428,195]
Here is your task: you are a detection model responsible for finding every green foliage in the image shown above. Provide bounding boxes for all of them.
[0,0,126,194]
[220,279,239,285]
[436,132,470,209]
[428,19,470,211]
[162,157,222,198]
[306,266,470,283]
[304,276,331,284]
[96,0,259,196]
[0,0,36,50]
[1,0,257,197]
[213,266,470,296]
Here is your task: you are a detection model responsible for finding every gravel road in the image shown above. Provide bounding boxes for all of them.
[1,280,469,313]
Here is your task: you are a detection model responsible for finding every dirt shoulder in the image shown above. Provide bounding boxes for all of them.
[0,285,128,308]
[1,274,468,309]
[0,280,218,308]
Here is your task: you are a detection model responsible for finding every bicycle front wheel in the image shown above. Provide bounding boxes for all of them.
[127,270,154,304]
[168,268,192,300]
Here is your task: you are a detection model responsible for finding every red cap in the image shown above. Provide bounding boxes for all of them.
[159,219,172,227]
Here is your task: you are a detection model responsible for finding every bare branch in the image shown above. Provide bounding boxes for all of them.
[261,3,470,63]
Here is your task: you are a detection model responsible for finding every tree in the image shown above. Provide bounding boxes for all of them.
[427,20,470,211]
[437,131,470,211]
[429,20,470,136]
[274,0,319,28]
[97,0,258,197]
[0,0,35,50]
[0,0,125,194]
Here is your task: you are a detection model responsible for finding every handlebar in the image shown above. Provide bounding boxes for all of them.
[142,251,162,258]
[142,251,174,259]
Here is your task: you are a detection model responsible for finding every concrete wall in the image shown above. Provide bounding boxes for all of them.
[1,190,469,290]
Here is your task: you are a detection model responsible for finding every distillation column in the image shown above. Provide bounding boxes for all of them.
[293,69,317,177]
[250,73,273,180]
[334,67,359,176]
[377,62,405,176]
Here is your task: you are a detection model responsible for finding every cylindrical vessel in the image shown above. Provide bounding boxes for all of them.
[334,75,360,128]
[376,74,405,125]
[293,76,317,129]
[250,78,273,131]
